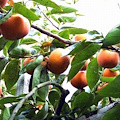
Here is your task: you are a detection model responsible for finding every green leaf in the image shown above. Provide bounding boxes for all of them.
[0,96,19,104]
[3,107,10,120]
[32,65,43,102]
[23,55,44,74]
[13,3,39,21]
[48,5,77,14]
[0,8,13,25]
[72,92,94,114]
[48,89,60,106]
[3,41,14,56]
[3,59,20,90]
[20,38,37,45]
[68,42,101,80]
[8,40,19,53]
[61,102,70,114]
[97,75,120,97]
[101,76,115,82]
[103,24,120,47]
[61,27,88,35]
[86,58,102,90]
[92,94,104,105]
[38,67,49,101]
[33,0,62,11]
[0,57,9,78]
[9,45,37,58]
[52,29,69,48]
[102,104,120,120]
[62,42,78,57]
[58,16,76,23]
[0,37,8,50]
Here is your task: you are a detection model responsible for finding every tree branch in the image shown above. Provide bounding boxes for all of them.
[54,89,69,119]
[9,81,69,120]
[77,100,120,120]
[31,24,74,45]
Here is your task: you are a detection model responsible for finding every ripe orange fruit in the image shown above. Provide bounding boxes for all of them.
[23,57,36,75]
[47,48,70,74]
[0,0,8,8]
[75,34,86,41]
[0,86,4,97]
[102,68,119,77]
[97,49,119,68]
[70,71,87,89]
[0,13,30,40]
[97,83,108,91]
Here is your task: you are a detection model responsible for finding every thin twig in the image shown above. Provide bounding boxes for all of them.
[9,81,69,120]
[37,5,59,30]
[31,24,74,45]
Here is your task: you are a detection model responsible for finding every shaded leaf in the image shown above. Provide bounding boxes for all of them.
[72,92,94,114]
[86,58,102,90]
[38,67,49,101]
[48,89,60,106]
[0,57,9,78]
[0,37,8,50]
[3,59,20,90]
[32,65,43,102]
[97,75,120,97]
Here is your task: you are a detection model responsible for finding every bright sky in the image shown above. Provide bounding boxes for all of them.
[74,0,120,36]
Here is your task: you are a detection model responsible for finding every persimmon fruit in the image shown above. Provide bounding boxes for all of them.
[97,49,119,68]
[75,34,86,41]
[70,71,87,89]
[0,0,8,8]
[47,48,70,74]
[97,83,108,91]
[23,57,36,75]
[0,86,4,97]
[0,13,30,40]
[102,68,119,77]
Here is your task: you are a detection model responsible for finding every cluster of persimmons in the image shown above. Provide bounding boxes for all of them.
[71,49,119,90]
[23,33,120,91]
[1,1,119,92]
